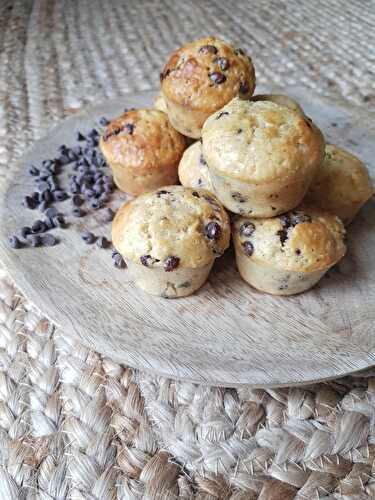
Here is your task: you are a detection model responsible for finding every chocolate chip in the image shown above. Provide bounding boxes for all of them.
[41,234,57,247]
[72,207,85,217]
[20,226,31,239]
[204,221,221,240]
[239,82,249,94]
[99,117,109,127]
[215,57,229,71]
[237,128,243,134]
[8,235,22,249]
[53,190,68,202]
[89,199,103,210]
[41,189,53,203]
[242,240,254,256]
[28,165,39,176]
[31,220,47,234]
[277,229,288,245]
[232,192,247,203]
[199,44,218,54]
[52,214,66,228]
[290,212,312,226]
[209,72,226,85]
[234,48,245,56]
[157,190,170,197]
[140,254,158,267]
[216,111,229,120]
[192,191,200,198]
[124,123,134,134]
[58,144,67,153]
[28,234,41,247]
[96,236,110,249]
[164,256,180,272]
[22,196,37,210]
[199,154,207,165]
[113,252,126,268]
[72,194,84,207]
[178,281,191,288]
[76,131,86,141]
[240,221,255,237]
[82,231,96,244]
[101,207,115,222]
[295,249,301,255]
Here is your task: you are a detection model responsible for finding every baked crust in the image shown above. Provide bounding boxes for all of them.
[178,141,213,191]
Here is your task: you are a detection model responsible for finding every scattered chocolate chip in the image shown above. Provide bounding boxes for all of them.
[101,207,115,222]
[239,82,249,94]
[178,281,191,288]
[52,214,66,228]
[99,117,109,127]
[242,240,254,256]
[113,252,126,268]
[237,128,243,134]
[232,192,247,203]
[290,212,312,226]
[192,191,200,198]
[277,229,288,246]
[199,44,218,54]
[45,207,58,219]
[234,48,245,56]
[58,144,67,153]
[271,206,276,211]
[124,123,134,134]
[41,234,57,247]
[295,249,301,255]
[240,221,255,237]
[22,195,37,210]
[140,254,158,267]
[53,190,68,202]
[164,256,180,272]
[89,199,103,210]
[8,235,22,249]
[216,111,229,119]
[31,220,47,234]
[20,226,31,239]
[76,131,86,141]
[204,221,221,240]
[72,207,85,217]
[97,236,110,249]
[71,194,83,207]
[157,190,170,197]
[199,154,207,165]
[28,165,39,176]
[215,57,229,71]
[28,234,41,247]
[209,72,226,85]
[82,231,96,244]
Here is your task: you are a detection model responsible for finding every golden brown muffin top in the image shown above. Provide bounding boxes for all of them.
[304,143,374,224]
[112,186,230,269]
[233,206,346,273]
[161,36,256,112]
[99,109,186,174]
[202,98,325,183]
[178,141,213,191]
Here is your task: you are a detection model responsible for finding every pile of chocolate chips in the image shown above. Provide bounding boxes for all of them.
[8,117,126,269]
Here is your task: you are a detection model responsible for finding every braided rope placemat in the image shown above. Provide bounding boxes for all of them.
[1,1,375,498]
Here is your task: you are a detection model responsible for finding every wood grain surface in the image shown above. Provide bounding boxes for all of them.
[1,87,375,387]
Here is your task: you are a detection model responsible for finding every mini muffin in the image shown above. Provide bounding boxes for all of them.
[232,207,346,296]
[178,141,213,191]
[202,98,325,217]
[304,143,374,225]
[99,109,187,195]
[250,94,304,115]
[160,37,256,138]
[112,186,230,298]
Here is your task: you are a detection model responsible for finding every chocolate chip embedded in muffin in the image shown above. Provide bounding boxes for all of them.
[199,44,218,54]
[242,240,254,256]
[239,221,255,237]
[216,112,229,120]
[209,72,227,85]
[140,255,159,267]
[232,192,247,203]
[204,221,222,240]
[239,82,249,94]
[164,256,180,272]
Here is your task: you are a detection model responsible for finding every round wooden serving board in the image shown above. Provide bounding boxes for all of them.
[1,87,375,388]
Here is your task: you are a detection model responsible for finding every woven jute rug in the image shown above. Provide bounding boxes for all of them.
[1,1,375,498]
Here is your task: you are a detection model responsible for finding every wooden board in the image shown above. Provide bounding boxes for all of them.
[1,87,375,388]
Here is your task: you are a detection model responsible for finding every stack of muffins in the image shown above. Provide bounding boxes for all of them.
[100,36,374,299]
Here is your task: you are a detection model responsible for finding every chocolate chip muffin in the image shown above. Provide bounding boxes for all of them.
[99,109,187,195]
[202,98,325,217]
[160,37,256,138]
[232,207,346,295]
[250,94,304,115]
[304,144,374,225]
[112,186,230,298]
[154,92,168,113]
[178,141,213,192]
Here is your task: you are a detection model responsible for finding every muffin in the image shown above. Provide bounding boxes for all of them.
[178,141,213,191]
[250,94,304,115]
[232,207,346,296]
[112,186,230,298]
[304,143,374,225]
[99,109,187,195]
[160,36,256,138]
[202,98,325,217]
[154,93,168,113]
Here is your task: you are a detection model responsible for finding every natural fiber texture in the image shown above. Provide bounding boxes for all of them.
[1,0,375,498]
